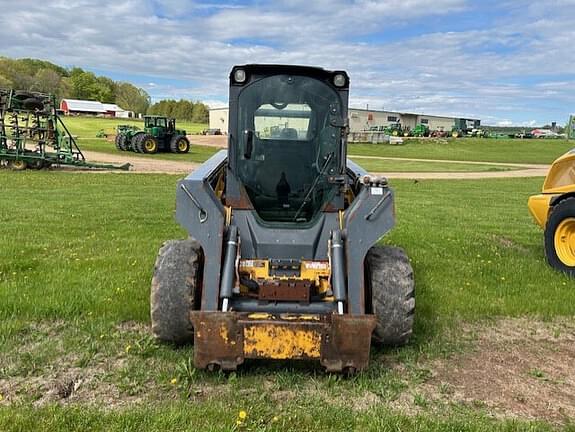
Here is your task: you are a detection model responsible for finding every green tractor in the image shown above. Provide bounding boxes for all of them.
[404,124,429,137]
[116,116,190,154]
[451,118,481,138]
[115,125,140,151]
[383,123,403,136]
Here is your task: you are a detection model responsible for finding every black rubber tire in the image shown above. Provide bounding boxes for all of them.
[8,160,28,171]
[365,245,415,346]
[28,159,45,170]
[131,133,144,153]
[22,97,44,111]
[115,134,124,151]
[120,136,129,151]
[544,197,575,276]
[151,238,203,344]
[137,133,158,154]
[126,135,137,152]
[169,135,190,153]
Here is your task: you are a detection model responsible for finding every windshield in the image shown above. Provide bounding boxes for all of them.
[254,103,311,140]
[236,74,343,223]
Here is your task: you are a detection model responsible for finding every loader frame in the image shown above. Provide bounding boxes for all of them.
[172,65,399,372]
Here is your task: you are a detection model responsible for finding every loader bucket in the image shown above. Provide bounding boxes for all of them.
[190,312,377,373]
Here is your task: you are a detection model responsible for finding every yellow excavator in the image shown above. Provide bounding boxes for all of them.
[529,120,575,275]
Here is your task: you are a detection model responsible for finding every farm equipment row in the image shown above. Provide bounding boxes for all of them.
[115,116,190,154]
[0,89,130,171]
[368,120,569,140]
[369,120,488,138]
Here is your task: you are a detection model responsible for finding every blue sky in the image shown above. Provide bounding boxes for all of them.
[0,0,574,125]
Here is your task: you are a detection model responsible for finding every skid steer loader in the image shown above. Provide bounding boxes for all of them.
[151,65,415,373]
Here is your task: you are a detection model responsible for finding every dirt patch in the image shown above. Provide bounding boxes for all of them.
[188,135,227,148]
[0,353,138,408]
[78,150,549,179]
[0,321,158,408]
[345,391,381,411]
[491,234,530,254]
[417,318,575,423]
[82,150,198,174]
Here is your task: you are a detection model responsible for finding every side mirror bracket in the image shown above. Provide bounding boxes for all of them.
[243,129,254,159]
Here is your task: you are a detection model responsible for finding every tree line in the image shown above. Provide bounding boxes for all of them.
[148,99,209,124]
[0,57,209,122]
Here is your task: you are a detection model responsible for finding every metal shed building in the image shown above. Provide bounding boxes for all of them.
[209,106,479,134]
[60,99,133,118]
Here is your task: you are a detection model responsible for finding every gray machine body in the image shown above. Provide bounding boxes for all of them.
[175,150,395,315]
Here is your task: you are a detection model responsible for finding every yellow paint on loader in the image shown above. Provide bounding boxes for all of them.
[528,149,575,228]
[243,325,321,359]
[239,258,332,295]
[554,218,575,266]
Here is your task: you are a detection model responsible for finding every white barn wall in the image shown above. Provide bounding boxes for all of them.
[209,108,228,133]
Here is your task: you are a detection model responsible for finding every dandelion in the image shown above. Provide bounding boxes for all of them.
[170,378,177,385]
[236,420,243,426]
[125,344,132,353]
[238,410,247,420]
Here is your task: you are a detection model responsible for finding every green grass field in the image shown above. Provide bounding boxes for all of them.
[1,171,574,430]
[349,138,573,164]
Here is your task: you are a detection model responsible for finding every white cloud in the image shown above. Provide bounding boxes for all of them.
[0,0,573,124]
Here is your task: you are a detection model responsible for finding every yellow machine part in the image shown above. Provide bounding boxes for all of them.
[243,322,321,359]
[528,149,575,228]
[554,218,575,266]
[528,194,555,228]
[543,151,575,193]
[238,259,332,295]
[189,311,377,371]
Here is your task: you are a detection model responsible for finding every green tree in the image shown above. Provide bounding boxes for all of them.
[192,102,209,123]
[31,69,62,95]
[116,82,150,114]
[172,99,194,120]
[69,68,98,99]
[93,76,116,103]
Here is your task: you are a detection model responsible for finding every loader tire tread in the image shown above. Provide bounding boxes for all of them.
[366,245,415,346]
[151,238,203,344]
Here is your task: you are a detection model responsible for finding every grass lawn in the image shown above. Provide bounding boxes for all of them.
[348,157,515,172]
[1,171,574,430]
[62,116,208,138]
[349,138,573,164]
[77,138,219,164]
